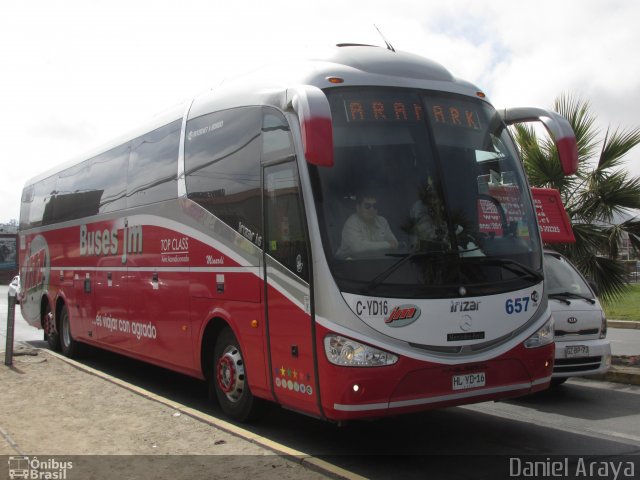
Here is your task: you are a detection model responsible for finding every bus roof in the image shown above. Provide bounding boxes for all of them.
[24,45,486,188]
[189,45,485,119]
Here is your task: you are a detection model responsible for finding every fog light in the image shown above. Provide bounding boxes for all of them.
[352,384,360,393]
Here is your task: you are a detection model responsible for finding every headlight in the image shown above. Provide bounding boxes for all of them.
[524,317,554,348]
[324,335,398,367]
[599,313,607,339]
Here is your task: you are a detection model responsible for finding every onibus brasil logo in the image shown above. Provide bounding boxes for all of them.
[7,456,73,479]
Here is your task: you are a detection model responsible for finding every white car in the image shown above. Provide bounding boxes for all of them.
[545,251,611,385]
[8,275,21,303]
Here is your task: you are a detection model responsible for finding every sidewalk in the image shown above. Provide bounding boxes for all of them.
[0,345,341,480]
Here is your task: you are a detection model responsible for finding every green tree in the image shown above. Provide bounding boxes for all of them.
[514,94,640,302]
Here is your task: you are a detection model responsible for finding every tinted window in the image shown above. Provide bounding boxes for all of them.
[262,109,294,161]
[127,120,181,208]
[28,175,57,228]
[264,161,309,281]
[309,88,542,298]
[54,144,129,221]
[19,185,35,230]
[53,161,99,223]
[185,107,262,240]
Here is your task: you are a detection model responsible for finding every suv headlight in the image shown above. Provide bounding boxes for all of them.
[324,334,398,367]
[524,317,554,348]
[599,313,607,339]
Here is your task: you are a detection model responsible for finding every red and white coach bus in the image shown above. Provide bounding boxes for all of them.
[19,45,578,422]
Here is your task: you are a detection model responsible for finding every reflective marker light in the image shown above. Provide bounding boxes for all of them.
[324,334,398,367]
[599,313,607,339]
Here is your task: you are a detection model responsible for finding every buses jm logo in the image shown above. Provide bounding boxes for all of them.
[385,304,421,327]
[79,221,143,264]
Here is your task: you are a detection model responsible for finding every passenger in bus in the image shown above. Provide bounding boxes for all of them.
[336,192,398,257]
[407,180,449,251]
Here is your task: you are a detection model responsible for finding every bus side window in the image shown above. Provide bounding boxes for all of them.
[127,119,181,208]
[53,144,129,221]
[184,107,262,243]
[264,162,309,282]
[262,108,309,281]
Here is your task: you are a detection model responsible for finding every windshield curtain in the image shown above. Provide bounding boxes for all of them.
[310,87,542,298]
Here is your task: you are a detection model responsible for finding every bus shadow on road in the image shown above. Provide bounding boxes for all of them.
[506,379,640,421]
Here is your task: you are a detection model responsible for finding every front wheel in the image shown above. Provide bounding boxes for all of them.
[550,377,568,388]
[211,327,263,422]
[59,304,79,358]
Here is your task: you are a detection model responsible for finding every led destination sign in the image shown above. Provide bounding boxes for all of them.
[344,97,424,123]
[343,94,482,130]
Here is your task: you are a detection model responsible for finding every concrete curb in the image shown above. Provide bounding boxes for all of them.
[608,320,640,329]
[588,366,640,386]
[39,348,365,480]
[576,319,640,385]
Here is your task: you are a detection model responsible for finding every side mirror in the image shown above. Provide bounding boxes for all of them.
[500,107,578,176]
[588,280,599,297]
[285,86,334,167]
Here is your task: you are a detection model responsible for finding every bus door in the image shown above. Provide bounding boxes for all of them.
[263,161,317,415]
[262,112,318,415]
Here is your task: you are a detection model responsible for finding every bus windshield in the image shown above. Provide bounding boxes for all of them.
[311,88,542,298]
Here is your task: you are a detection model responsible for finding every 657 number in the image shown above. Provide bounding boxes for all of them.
[505,297,530,314]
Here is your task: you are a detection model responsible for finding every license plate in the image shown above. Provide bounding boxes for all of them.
[452,372,486,391]
[566,345,589,358]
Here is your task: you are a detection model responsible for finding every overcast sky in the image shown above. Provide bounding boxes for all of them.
[2,0,640,223]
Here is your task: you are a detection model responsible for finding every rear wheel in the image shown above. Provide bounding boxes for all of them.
[211,327,263,422]
[44,303,60,351]
[59,304,79,358]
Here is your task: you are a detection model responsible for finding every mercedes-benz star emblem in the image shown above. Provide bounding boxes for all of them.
[460,314,473,331]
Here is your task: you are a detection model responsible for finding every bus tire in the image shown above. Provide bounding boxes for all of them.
[212,327,263,422]
[59,304,79,358]
[44,303,61,351]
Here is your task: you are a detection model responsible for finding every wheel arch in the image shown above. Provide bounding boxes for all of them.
[200,316,233,380]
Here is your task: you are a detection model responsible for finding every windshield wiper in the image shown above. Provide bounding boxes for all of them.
[362,250,451,294]
[548,293,571,305]
[548,291,596,305]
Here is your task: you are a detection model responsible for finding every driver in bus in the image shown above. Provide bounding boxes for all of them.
[336,191,398,257]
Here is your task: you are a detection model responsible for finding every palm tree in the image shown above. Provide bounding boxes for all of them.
[513,93,640,302]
